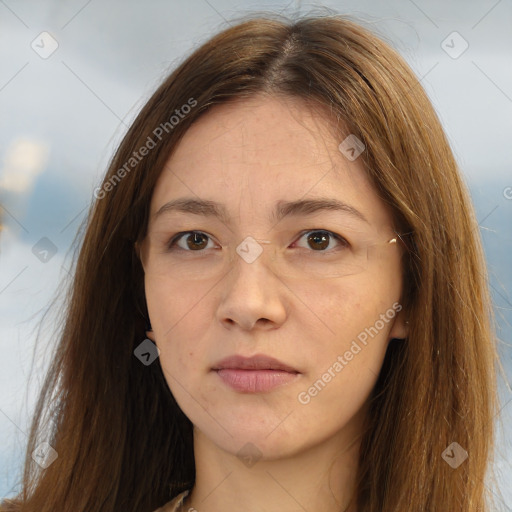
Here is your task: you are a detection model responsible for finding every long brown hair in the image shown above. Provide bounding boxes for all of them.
[2,11,500,511]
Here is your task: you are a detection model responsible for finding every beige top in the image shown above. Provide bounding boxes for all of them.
[153,490,191,512]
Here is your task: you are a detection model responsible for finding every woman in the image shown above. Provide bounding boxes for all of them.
[1,12,499,512]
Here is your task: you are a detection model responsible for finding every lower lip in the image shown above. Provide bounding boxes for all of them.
[215,369,300,392]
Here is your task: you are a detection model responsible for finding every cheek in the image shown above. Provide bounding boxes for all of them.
[304,275,397,366]
[296,295,394,426]
[144,276,209,376]
[144,275,211,333]
[300,277,372,335]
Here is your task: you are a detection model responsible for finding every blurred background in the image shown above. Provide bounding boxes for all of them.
[0,0,511,507]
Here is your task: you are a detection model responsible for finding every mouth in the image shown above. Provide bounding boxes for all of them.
[212,354,301,393]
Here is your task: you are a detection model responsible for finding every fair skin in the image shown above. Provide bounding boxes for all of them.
[137,94,408,512]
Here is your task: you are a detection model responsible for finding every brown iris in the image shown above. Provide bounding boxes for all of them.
[186,232,209,250]
[307,231,330,250]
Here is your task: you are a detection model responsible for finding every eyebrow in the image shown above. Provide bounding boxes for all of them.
[153,197,369,225]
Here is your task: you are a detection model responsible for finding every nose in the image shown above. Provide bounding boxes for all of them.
[215,239,288,331]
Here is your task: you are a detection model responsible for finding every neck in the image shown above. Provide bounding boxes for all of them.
[184,426,362,512]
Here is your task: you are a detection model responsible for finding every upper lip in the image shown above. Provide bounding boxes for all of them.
[212,354,299,373]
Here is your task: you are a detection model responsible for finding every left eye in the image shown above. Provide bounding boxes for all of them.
[293,230,348,252]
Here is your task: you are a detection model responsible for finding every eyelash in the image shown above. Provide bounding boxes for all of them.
[166,230,349,253]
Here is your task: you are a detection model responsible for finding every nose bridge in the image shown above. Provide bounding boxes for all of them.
[217,236,287,329]
[225,236,278,283]
[233,236,273,266]
[219,236,291,300]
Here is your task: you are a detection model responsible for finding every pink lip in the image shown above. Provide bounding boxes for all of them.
[212,355,300,393]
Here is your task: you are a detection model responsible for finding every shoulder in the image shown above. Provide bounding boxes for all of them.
[153,489,190,512]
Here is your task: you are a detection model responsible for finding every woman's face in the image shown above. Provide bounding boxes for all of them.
[138,94,408,459]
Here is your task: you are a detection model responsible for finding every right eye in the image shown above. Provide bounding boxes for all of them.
[167,231,218,252]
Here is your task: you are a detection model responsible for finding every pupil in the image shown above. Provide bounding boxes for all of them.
[308,232,329,250]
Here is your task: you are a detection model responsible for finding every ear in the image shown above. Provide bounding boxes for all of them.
[388,305,409,340]
[146,330,156,342]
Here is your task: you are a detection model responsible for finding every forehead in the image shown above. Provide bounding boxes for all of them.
[148,94,393,229]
